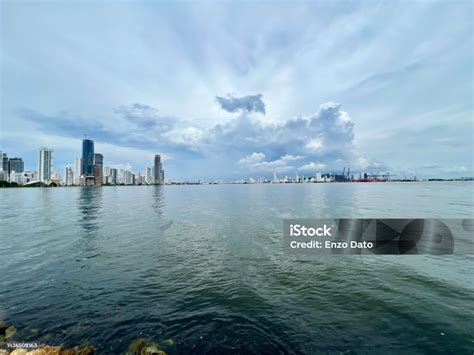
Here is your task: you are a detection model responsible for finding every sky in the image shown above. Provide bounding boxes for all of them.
[1,0,473,181]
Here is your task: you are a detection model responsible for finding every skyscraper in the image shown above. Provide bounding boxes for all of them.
[144,166,152,185]
[75,157,82,185]
[82,138,94,176]
[65,166,74,186]
[154,155,161,184]
[93,153,103,186]
[8,157,24,173]
[38,147,53,183]
[154,154,164,184]
[0,152,8,172]
[110,168,118,185]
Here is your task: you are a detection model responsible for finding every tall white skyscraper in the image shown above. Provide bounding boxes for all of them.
[144,166,152,185]
[38,147,53,183]
[75,157,82,185]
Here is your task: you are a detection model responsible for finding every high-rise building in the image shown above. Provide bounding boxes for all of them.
[122,170,133,185]
[75,157,82,185]
[38,147,53,183]
[65,166,74,186]
[8,157,24,173]
[82,138,94,176]
[93,153,103,186]
[110,168,118,185]
[0,152,8,172]
[154,155,161,184]
[153,155,164,184]
[144,166,152,185]
[103,166,111,184]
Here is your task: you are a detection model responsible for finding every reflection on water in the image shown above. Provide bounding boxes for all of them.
[77,187,103,234]
[0,183,473,354]
[152,185,165,215]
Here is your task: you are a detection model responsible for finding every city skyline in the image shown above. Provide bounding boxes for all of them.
[1,1,472,180]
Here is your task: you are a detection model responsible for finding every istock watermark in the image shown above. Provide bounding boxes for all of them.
[289,223,333,237]
[283,219,474,255]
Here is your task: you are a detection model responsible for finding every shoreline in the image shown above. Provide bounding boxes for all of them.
[0,179,473,189]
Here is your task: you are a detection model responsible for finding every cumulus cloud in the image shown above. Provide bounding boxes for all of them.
[212,101,356,172]
[238,152,304,173]
[299,162,327,171]
[355,156,386,171]
[215,94,266,114]
[163,127,205,149]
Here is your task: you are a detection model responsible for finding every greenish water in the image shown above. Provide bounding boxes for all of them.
[1,182,473,354]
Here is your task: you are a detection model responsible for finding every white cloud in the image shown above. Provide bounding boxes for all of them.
[305,137,323,152]
[238,152,304,173]
[163,127,205,147]
[355,156,385,171]
[299,162,327,171]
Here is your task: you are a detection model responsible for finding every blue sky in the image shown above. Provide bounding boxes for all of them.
[1,1,472,180]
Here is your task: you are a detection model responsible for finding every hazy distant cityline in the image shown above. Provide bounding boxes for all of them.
[1,141,472,188]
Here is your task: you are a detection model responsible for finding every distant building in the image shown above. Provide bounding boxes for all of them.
[93,153,103,186]
[75,157,82,185]
[103,166,111,184]
[65,166,74,186]
[0,152,8,172]
[153,155,164,185]
[8,157,24,174]
[144,166,153,185]
[0,171,9,182]
[22,171,37,184]
[110,168,118,185]
[122,170,133,185]
[10,172,24,185]
[38,147,53,183]
[82,138,94,176]
[50,171,62,186]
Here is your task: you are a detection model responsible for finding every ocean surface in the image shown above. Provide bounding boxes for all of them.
[1,182,473,354]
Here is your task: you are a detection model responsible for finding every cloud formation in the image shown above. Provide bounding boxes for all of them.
[238,153,305,173]
[114,103,173,131]
[215,94,266,114]
[19,100,375,177]
[211,101,356,169]
[299,162,327,171]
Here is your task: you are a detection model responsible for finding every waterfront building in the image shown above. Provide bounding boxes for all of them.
[110,168,118,185]
[65,166,74,186]
[0,152,8,172]
[22,171,37,184]
[133,172,142,185]
[75,157,82,185]
[8,157,24,174]
[93,153,103,186]
[122,170,133,185]
[82,138,94,176]
[10,172,24,185]
[38,147,53,183]
[144,166,153,185]
[0,171,9,182]
[103,166,111,184]
[153,155,164,185]
[50,171,62,186]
